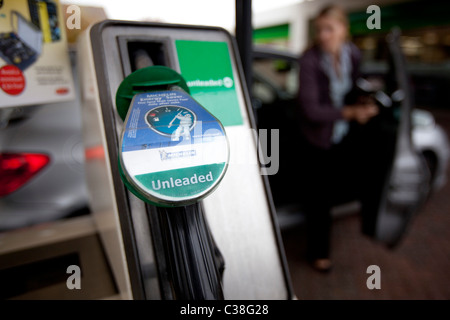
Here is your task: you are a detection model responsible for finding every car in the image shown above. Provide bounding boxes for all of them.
[0,50,90,231]
[252,45,450,230]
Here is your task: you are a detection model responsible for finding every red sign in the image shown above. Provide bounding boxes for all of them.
[0,65,25,96]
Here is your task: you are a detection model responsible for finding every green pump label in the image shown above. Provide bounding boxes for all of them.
[119,89,229,205]
[176,40,244,127]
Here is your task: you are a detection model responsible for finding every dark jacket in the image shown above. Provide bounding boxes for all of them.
[297,42,362,149]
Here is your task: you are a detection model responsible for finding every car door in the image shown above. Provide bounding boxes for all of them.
[359,28,430,247]
[251,50,301,206]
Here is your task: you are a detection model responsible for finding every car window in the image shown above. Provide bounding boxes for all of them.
[356,30,450,109]
[252,57,299,100]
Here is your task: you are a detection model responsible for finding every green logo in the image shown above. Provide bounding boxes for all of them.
[176,40,243,127]
[186,77,234,89]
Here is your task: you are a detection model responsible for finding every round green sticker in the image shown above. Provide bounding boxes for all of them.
[119,89,229,207]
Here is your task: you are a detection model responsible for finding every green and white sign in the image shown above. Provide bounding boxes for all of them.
[176,40,243,127]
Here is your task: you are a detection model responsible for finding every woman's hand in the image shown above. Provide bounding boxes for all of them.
[342,103,379,124]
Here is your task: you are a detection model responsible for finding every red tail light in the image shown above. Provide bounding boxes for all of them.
[0,153,50,197]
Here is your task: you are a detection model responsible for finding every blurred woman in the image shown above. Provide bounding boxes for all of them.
[297,5,378,272]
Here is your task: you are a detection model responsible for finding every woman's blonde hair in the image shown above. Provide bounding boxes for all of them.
[315,4,349,29]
